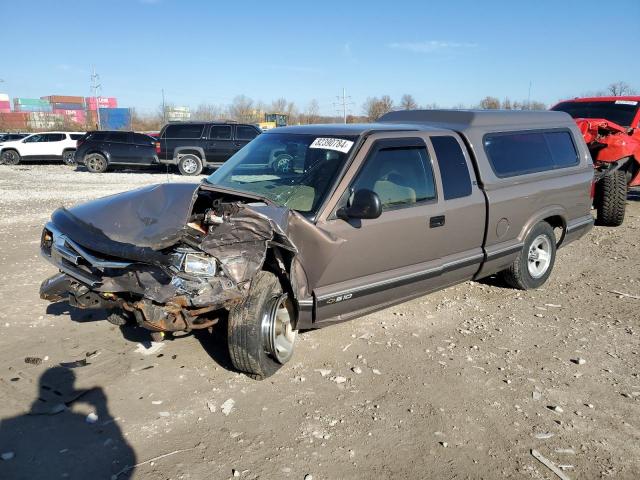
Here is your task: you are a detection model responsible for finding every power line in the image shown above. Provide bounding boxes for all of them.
[333,88,354,123]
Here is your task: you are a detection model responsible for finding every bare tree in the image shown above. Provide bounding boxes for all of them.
[304,99,320,124]
[502,98,512,110]
[608,81,636,96]
[400,94,418,110]
[423,102,440,110]
[193,103,224,121]
[363,96,394,121]
[479,96,501,109]
[228,95,255,122]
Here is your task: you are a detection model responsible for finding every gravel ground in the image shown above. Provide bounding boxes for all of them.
[0,164,638,480]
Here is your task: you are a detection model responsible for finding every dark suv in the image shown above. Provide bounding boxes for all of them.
[156,122,261,175]
[76,131,158,173]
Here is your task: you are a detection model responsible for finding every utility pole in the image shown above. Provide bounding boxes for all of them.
[90,66,102,130]
[527,81,532,110]
[161,89,166,124]
[334,88,353,124]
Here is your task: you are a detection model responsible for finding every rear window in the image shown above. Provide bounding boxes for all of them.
[236,125,259,141]
[164,124,204,139]
[483,130,579,178]
[133,133,154,144]
[431,136,472,200]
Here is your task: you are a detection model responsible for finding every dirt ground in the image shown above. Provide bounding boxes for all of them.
[0,164,638,480]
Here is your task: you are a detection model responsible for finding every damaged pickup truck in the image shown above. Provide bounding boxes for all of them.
[40,110,595,379]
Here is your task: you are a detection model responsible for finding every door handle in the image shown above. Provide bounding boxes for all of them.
[233,142,242,147]
[429,215,446,228]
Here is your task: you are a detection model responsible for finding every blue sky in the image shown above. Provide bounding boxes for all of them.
[1,0,638,116]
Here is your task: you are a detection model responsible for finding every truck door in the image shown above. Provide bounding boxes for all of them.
[312,132,485,323]
[104,131,133,164]
[206,124,234,164]
[132,133,156,164]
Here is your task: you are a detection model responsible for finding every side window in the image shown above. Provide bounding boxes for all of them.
[236,125,259,141]
[351,142,435,210]
[90,132,108,141]
[106,132,129,143]
[133,133,154,144]
[209,125,232,140]
[164,124,204,138]
[484,130,579,178]
[49,134,65,142]
[70,134,84,140]
[431,136,472,200]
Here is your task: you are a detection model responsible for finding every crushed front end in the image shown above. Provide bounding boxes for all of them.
[39,183,297,336]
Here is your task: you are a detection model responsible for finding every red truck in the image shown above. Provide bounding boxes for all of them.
[551,96,640,226]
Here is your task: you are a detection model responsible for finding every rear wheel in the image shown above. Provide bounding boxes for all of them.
[228,271,297,379]
[178,154,203,176]
[595,170,627,227]
[500,221,556,290]
[62,150,76,166]
[1,149,21,165]
[85,153,108,173]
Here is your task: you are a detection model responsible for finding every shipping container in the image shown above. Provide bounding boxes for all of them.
[53,109,86,124]
[0,101,11,111]
[14,101,53,112]
[85,96,118,110]
[0,93,9,102]
[99,108,131,130]
[51,102,84,110]
[41,95,84,104]
[27,112,64,130]
[15,98,50,106]
[0,112,29,129]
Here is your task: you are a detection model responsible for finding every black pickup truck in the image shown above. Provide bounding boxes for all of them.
[156,122,261,175]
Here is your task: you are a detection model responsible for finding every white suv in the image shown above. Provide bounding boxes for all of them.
[0,132,85,166]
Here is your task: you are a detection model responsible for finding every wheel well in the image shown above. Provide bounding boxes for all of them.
[177,150,202,159]
[542,215,566,246]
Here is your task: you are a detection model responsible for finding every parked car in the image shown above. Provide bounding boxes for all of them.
[75,131,158,173]
[156,122,261,175]
[40,110,594,379]
[0,132,84,165]
[0,133,29,143]
[551,96,640,226]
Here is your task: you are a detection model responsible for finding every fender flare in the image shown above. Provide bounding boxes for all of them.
[518,206,568,247]
[174,147,206,163]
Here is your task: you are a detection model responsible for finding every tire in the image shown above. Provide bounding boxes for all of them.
[85,153,108,173]
[595,170,627,227]
[1,149,21,165]
[62,150,76,166]
[228,271,297,379]
[177,154,203,176]
[500,222,557,290]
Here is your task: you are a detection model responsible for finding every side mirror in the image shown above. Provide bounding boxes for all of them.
[337,189,382,220]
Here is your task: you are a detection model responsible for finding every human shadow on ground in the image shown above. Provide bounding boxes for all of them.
[0,366,136,480]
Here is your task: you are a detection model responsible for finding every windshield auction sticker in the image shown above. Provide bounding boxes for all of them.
[309,137,354,153]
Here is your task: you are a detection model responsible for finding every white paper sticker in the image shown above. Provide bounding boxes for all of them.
[309,137,354,153]
[615,100,638,105]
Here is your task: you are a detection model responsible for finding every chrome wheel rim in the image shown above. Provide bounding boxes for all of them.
[528,234,552,278]
[261,293,296,364]
[87,155,105,171]
[182,157,198,174]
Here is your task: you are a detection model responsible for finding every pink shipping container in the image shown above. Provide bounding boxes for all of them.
[0,101,11,113]
[86,96,118,111]
[53,109,87,125]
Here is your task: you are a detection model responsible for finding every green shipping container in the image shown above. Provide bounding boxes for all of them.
[15,98,50,106]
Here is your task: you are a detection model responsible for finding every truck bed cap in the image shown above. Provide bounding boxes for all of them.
[379,109,574,130]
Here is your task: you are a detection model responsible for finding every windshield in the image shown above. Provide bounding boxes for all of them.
[552,100,639,127]
[205,133,358,214]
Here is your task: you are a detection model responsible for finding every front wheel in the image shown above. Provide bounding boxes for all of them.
[1,149,21,165]
[500,222,557,290]
[594,170,627,227]
[228,271,297,379]
[62,150,76,166]
[85,153,108,173]
[177,154,203,176]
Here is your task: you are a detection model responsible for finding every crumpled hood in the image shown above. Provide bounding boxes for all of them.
[51,183,201,252]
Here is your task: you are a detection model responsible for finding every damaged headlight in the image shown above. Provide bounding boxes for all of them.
[171,249,218,277]
[183,253,217,276]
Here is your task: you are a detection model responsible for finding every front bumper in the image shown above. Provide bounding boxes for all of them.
[40,222,240,332]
